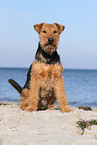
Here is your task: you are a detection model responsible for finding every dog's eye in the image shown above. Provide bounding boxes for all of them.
[53,31,57,33]
[42,31,46,33]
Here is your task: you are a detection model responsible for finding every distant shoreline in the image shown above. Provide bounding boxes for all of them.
[0,67,97,71]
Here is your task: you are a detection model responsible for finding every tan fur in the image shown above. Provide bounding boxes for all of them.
[20,23,71,112]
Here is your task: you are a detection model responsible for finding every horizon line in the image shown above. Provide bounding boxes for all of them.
[0,66,97,71]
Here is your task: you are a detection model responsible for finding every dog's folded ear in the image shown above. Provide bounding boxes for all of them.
[34,23,44,34]
[54,23,65,34]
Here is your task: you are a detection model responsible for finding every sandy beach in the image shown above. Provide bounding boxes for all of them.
[0,103,97,145]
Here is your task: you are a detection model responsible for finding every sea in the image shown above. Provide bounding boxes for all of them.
[0,67,97,108]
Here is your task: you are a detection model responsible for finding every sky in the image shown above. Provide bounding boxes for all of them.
[0,0,97,69]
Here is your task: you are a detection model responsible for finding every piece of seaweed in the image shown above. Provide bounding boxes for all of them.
[0,102,10,106]
[0,102,19,106]
[77,119,97,135]
[78,106,92,111]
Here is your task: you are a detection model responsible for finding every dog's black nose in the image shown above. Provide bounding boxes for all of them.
[48,38,54,44]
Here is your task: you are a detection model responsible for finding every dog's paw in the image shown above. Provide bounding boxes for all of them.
[25,106,37,112]
[61,106,72,113]
[48,104,60,110]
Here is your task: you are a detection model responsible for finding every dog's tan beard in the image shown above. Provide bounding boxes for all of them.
[43,45,56,55]
[40,41,58,55]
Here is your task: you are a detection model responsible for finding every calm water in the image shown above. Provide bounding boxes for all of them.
[0,67,97,108]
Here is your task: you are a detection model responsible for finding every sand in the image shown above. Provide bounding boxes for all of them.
[0,103,97,145]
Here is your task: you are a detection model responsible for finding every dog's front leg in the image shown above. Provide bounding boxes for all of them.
[25,77,39,111]
[54,77,72,113]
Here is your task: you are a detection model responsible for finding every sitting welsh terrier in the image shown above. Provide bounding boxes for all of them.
[8,23,71,112]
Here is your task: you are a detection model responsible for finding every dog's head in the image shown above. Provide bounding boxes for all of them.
[34,23,65,55]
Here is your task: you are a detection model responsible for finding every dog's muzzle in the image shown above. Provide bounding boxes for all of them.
[42,38,57,55]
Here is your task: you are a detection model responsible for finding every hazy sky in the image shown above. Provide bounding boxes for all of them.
[0,0,97,69]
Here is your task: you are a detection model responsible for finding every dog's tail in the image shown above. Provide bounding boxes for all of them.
[8,79,22,94]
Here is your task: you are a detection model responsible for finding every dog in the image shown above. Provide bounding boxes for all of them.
[8,23,71,113]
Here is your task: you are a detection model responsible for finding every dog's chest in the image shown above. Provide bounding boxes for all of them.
[32,60,63,79]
